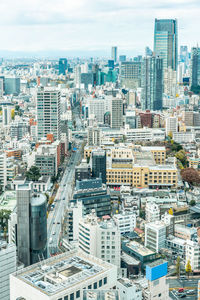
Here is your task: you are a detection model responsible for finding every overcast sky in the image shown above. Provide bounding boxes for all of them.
[0,0,199,56]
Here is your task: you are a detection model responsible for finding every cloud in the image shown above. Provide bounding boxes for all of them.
[0,0,198,54]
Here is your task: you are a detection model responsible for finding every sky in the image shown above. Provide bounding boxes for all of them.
[0,0,199,57]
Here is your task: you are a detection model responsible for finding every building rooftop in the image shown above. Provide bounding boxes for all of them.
[0,191,17,211]
[12,251,114,296]
[147,259,167,269]
[126,240,155,257]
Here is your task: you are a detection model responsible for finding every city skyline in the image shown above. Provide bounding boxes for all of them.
[0,0,199,57]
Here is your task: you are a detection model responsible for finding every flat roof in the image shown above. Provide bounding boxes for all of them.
[0,191,17,211]
[12,251,114,296]
[126,241,155,257]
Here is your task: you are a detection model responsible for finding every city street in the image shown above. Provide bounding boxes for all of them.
[168,278,198,300]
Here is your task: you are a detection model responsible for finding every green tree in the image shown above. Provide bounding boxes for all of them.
[26,166,41,182]
[0,209,11,235]
[176,256,181,279]
[189,200,196,206]
[185,260,192,278]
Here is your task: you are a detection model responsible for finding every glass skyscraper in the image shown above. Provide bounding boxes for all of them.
[111,46,118,62]
[58,58,68,75]
[141,56,163,111]
[154,19,178,71]
[191,47,200,89]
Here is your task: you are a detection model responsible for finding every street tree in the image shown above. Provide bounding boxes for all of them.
[176,256,181,279]
[185,260,192,279]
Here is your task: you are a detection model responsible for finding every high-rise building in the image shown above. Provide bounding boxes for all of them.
[0,241,16,300]
[163,67,177,97]
[92,149,107,184]
[120,61,141,89]
[4,77,20,95]
[191,47,200,89]
[78,211,121,267]
[88,126,101,146]
[37,87,61,140]
[111,46,118,62]
[154,19,178,71]
[17,183,47,266]
[0,152,7,188]
[145,46,153,57]
[141,56,163,111]
[119,55,126,62]
[145,202,160,223]
[58,58,67,75]
[111,98,123,129]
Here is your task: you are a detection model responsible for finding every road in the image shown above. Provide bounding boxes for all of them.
[47,105,84,256]
[168,278,198,300]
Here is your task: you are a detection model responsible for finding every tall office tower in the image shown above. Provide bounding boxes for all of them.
[180,46,188,63]
[0,152,7,188]
[58,58,67,75]
[0,78,4,96]
[4,77,20,95]
[2,106,12,127]
[141,56,163,111]
[120,61,141,89]
[111,98,123,129]
[92,149,106,184]
[191,47,200,89]
[17,183,47,266]
[78,211,121,267]
[0,241,16,300]
[145,46,153,57]
[37,87,61,140]
[154,19,178,71]
[111,46,118,62]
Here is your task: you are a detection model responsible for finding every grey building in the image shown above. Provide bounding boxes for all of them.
[37,88,61,140]
[141,56,163,111]
[10,121,29,140]
[81,73,93,89]
[59,58,67,75]
[111,98,123,129]
[75,160,91,182]
[120,61,141,88]
[191,47,200,89]
[35,154,57,177]
[92,149,106,184]
[17,183,47,266]
[4,77,20,95]
[154,18,178,71]
[111,46,118,62]
[72,178,111,217]
[0,241,16,300]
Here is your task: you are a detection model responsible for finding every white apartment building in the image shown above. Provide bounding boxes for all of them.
[113,212,136,234]
[88,126,101,146]
[185,240,200,271]
[145,202,160,223]
[116,278,142,300]
[10,250,117,300]
[0,152,7,188]
[37,87,61,140]
[78,211,121,267]
[0,241,16,300]
[173,132,195,143]
[145,221,166,253]
[165,116,178,135]
[125,128,165,142]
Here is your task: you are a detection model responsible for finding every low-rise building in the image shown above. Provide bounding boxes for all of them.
[145,221,166,253]
[113,212,136,234]
[116,278,142,300]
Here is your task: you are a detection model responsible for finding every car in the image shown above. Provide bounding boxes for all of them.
[57,222,60,224]
[187,290,195,295]
[178,288,184,293]
[53,222,55,224]
[179,293,186,298]
[52,231,56,235]
[180,276,187,280]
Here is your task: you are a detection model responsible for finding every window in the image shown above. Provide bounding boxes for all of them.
[104,277,107,285]
[76,290,80,298]
[99,279,102,287]
[70,293,74,300]
[88,285,92,289]
[58,298,62,300]
[64,297,68,300]
[93,282,97,289]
